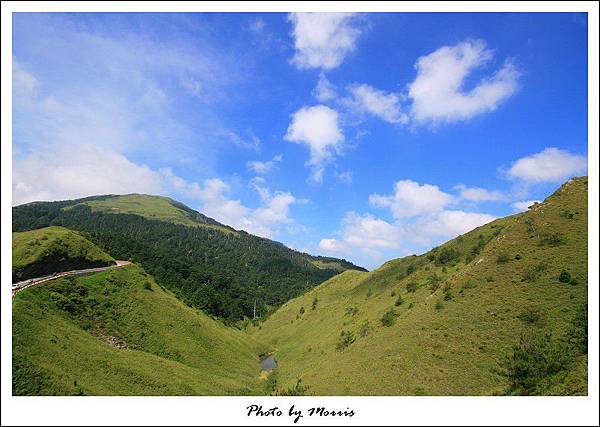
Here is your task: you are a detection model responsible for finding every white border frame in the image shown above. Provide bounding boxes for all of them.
[1,2,598,426]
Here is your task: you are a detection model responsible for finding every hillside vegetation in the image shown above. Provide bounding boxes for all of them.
[12,226,114,282]
[79,194,237,233]
[13,265,269,395]
[251,177,588,395]
[13,194,365,320]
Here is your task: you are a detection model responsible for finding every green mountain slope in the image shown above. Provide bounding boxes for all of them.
[250,177,588,395]
[12,194,366,320]
[12,226,114,282]
[74,193,237,233]
[13,264,269,395]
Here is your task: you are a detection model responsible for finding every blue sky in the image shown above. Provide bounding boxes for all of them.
[12,12,588,269]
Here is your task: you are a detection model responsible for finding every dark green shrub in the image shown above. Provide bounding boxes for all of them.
[496,253,510,264]
[522,262,548,283]
[428,274,442,293]
[539,233,566,246]
[558,270,572,283]
[311,296,318,310]
[436,248,460,265]
[435,301,444,310]
[394,295,404,306]
[518,307,543,324]
[466,236,488,263]
[359,320,371,337]
[336,330,356,351]
[524,217,536,233]
[345,305,359,317]
[380,308,399,327]
[568,305,587,354]
[406,264,416,275]
[406,282,418,293]
[502,331,572,395]
[560,210,576,220]
[143,281,153,291]
[299,306,305,315]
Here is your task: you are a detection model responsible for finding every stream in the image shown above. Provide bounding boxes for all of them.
[260,354,277,371]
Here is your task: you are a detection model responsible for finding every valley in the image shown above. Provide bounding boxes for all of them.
[11,177,589,396]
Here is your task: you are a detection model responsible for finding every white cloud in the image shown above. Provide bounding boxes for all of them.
[408,39,519,124]
[195,176,298,239]
[318,238,350,255]
[13,144,164,206]
[289,13,363,70]
[512,200,541,212]
[192,178,250,226]
[13,60,38,103]
[12,32,228,170]
[454,184,504,202]
[345,83,408,124]
[334,170,353,184]
[340,212,404,250]
[13,141,299,240]
[254,192,296,227]
[369,179,454,218]
[224,130,261,151]
[12,17,303,241]
[320,179,497,269]
[313,73,338,102]
[507,147,587,183]
[284,105,344,183]
[320,207,496,269]
[318,212,404,259]
[421,210,496,239]
[246,154,283,174]
[248,17,266,35]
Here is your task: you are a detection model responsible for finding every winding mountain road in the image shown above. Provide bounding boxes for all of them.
[12,260,131,297]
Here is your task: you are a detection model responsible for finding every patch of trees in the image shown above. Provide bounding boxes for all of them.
[502,305,588,395]
[435,248,461,266]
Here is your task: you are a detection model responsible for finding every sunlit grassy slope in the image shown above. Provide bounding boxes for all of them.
[13,265,269,395]
[251,177,588,395]
[12,226,114,282]
[73,194,237,234]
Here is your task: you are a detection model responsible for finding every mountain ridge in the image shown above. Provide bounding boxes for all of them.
[12,193,366,320]
[249,176,588,395]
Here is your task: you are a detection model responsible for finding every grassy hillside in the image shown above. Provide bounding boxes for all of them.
[76,194,237,234]
[12,195,365,321]
[250,177,588,395]
[12,226,114,282]
[13,264,269,395]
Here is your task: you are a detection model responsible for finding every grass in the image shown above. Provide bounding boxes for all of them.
[310,258,364,272]
[12,178,588,396]
[249,177,588,395]
[12,265,268,395]
[71,194,237,234]
[12,226,114,282]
